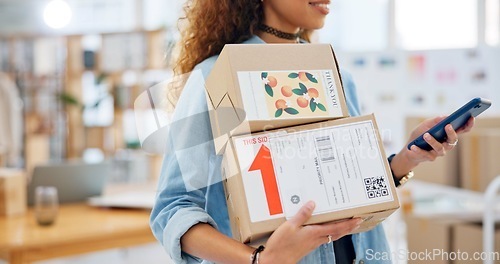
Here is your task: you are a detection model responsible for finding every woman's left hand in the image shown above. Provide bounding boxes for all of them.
[406,116,475,164]
[390,116,475,177]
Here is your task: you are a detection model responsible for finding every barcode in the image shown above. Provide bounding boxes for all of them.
[364,176,389,199]
[315,135,335,162]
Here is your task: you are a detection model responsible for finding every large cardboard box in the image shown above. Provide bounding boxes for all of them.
[453,222,500,263]
[474,116,500,129]
[405,215,455,264]
[205,44,349,153]
[406,216,500,264]
[459,129,500,192]
[405,215,453,263]
[222,114,399,243]
[0,168,27,216]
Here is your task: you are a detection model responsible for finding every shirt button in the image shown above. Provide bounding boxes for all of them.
[359,260,364,264]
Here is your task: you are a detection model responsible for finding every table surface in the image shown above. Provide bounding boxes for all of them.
[0,203,156,263]
[405,180,500,221]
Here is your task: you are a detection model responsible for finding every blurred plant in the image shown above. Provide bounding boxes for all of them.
[57,72,109,110]
[56,91,108,111]
[56,91,82,109]
[95,73,108,85]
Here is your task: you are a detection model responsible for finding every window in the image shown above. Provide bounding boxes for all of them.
[317,0,389,51]
[395,0,477,50]
[143,0,184,30]
[486,0,500,46]
[65,0,136,33]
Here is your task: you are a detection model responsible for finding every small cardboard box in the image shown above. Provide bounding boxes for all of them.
[205,44,349,154]
[453,222,500,263]
[0,168,27,216]
[459,129,500,192]
[406,216,500,264]
[25,134,50,179]
[221,114,399,243]
[405,215,459,264]
[474,116,500,129]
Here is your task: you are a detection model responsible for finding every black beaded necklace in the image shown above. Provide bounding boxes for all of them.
[258,24,301,41]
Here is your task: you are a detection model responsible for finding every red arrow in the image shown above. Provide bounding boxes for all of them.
[249,145,283,215]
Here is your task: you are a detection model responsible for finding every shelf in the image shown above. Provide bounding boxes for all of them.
[0,29,171,164]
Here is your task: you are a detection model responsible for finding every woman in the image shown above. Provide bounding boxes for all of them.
[150,0,474,263]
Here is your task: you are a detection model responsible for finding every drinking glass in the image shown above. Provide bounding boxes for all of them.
[34,186,59,226]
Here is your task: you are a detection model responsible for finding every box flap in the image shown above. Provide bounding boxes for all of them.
[212,94,242,154]
[214,134,229,155]
[216,94,243,134]
[205,46,232,108]
[226,44,339,71]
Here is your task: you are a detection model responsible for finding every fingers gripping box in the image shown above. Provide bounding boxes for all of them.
[221,114,400,243]
[205,44,350,154]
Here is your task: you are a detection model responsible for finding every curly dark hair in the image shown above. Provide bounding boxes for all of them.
[165,0,312,108]
[174,0,311,75]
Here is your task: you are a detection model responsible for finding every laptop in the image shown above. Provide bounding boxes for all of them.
[87,191,156,209]
[28,161,111,205]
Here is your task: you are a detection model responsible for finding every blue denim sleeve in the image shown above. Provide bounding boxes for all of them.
[340,69,361,117]
[149,58,219,264]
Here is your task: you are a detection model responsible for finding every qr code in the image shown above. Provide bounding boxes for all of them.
[364,176,389,199]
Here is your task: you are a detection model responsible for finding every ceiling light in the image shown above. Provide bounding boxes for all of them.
[43,0,72,29]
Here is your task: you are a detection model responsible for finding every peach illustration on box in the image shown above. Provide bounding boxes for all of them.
[261,71,328,118]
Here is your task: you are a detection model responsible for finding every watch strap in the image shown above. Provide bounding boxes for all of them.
[387,153,414,187]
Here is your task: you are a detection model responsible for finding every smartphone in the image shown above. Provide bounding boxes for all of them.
[407,97,492,151]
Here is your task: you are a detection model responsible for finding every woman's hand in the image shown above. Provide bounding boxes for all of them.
[259,201,362,264]
[390,116,475,177]
[407,116,474,163]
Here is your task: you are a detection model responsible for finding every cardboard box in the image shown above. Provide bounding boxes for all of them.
[459,129,500,192]
[406,216,500,264]
[406,216,452,264]
[205,44,349,153]
[222,114,399,243]
[474,116,500,129]
[405,215,462,264]
[25,134,50,179]
[0,168,27,216]
[453,222,500,263]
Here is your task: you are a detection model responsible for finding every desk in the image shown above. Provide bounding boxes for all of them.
[403,180,500,263]
[0,203,156,264]
[405,180,500,220]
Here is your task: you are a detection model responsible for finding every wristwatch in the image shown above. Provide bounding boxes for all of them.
[387,154,414,187]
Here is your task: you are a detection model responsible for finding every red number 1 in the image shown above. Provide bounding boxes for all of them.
[248,145,283,215]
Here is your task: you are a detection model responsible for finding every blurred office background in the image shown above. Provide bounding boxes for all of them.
[0,0,499,263]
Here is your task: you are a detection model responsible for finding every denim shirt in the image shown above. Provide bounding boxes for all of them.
[150,35,392,264]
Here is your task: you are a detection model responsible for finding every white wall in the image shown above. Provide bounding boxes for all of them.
[336,47,500,154]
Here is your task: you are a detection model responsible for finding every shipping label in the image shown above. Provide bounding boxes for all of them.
[268,120,393,219]
[237,70,342,120]
[234,133,285,223]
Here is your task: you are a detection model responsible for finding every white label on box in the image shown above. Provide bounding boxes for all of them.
[268,120,393,219]
[237,70,342,120]
[234,133,285,223]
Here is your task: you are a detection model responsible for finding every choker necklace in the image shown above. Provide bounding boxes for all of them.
[259,24,301,41]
